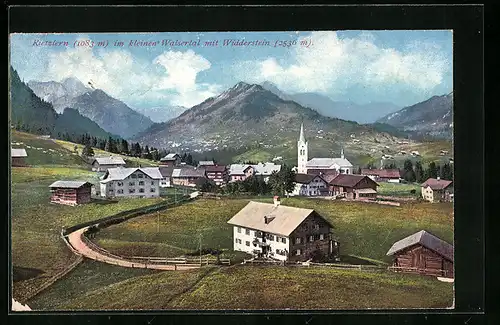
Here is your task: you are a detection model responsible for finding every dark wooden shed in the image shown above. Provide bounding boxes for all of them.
[11,148,28,167]
[49,181,93,206]
[386,230,454,278]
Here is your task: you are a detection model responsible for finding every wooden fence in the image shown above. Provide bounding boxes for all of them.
[387,266,452,277]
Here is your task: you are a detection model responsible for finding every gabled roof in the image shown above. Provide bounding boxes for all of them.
[229,164,253,175]
[227,201,329,237]
[306,158,353,168]
[329,174,379,188]
[253,163,281,176]
[92,156,126,165]
[160,153,180,161]
[386,230,454,262]
[11,148,27,157]
[295,173,325,184]
[49,180,93,188]
[361,169,401,179]
[171,166,205,178]
[421,178,453,190]
[100,167,163,182]
[198,160,215,166]
[204,165,227,172]
[158,166,174,177]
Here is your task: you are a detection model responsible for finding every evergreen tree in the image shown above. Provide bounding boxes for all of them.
[402,159,416,182]
[82,144,94,157]
[414,161,425,183]
[426,161,439,179]
[357,167,362,174]
[186,153,193,165]
[441,163,452,181]
[104,137,111,152]
[181,153,187,162]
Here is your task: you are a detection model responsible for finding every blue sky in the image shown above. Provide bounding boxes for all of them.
[10,31,452,110]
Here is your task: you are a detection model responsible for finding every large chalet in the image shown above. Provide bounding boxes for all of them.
[99,167,162,198]
[227,197,339,262]
[328,174,379,199]
[421,178,453,203]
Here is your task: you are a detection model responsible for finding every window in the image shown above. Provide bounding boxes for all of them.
[139,181,145,186]
[238,239,242,244]
[139,188,145,193]
[150,188,155,192]
[281,237,286,244]
[314,224,320,230]
[151,181,155,185]
[138,173,143,178]
[109,189,113,192]
[314,234,320,240]
[117,182,123,186]
[245,229,250,235]
[266,234,275,241]
[117,189,123,194]
[245,241,250,247]
[237,227,241,233]
[295,249,301,256]
[131,174,137,178]
[295,237,301,244]
[129,188,135,193]
[320,234,324,240]
[309,235,314,242]
[129,182,135,186]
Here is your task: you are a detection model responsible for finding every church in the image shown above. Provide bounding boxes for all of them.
[297,123,353,176]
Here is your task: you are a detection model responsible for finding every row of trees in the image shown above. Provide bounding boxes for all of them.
[195,164,297,196]
[359,159,453,183]
[67,132,203,166]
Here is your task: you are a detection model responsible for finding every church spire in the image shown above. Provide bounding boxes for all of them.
[299,123,306,143]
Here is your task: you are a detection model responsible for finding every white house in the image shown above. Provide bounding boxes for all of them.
[227,197,338,262]
[290,173,329,196]
[228,163,281,183]
[92,156,126,172]
[99,167,162,198]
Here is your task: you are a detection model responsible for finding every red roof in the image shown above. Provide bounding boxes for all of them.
[361,169,401,178]
[421,178,453,190]
[204,165,227,172]
[329,174,379,188]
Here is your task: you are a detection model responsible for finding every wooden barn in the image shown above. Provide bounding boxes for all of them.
[49,181,93,206]
[386,230,454,278]
[11,148,28,167]
[328,174,379,199]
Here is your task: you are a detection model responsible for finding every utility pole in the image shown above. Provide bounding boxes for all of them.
[199,233,202,265]
[157,211,160,233]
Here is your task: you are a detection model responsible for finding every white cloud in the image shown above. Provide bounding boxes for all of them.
[38,38,219,108]
[232,31,450,96]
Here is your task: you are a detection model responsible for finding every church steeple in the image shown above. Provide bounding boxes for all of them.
[297,123,308,174]
[299,123,306,143]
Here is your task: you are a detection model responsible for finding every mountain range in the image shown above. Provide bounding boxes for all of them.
[260,81,401,124]
[28,78,153,139]
[135,105,187,123]
[132,82,411,165]
[377,93,453,140]
[10,67,115,140]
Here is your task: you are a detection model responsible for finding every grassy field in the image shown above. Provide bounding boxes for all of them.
[30,264,453,310]
[11,131,88,167]
[377,182,421,197]
[55,139,158,167]
[11,165,164,301]
[95,196,453,265]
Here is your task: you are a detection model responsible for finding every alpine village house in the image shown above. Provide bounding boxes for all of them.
[100,167,162,198]
[49,181,93,206]
[92,156,126,172]
[386,230,454,278]
[421,177,454,203]
[227,196,339,262]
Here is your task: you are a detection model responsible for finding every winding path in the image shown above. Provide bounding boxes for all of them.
[67,227,201,271]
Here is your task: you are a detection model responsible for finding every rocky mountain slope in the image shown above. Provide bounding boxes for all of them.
[27,78,153,139]
[377,93,453,139]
